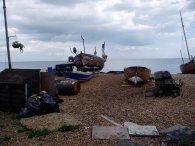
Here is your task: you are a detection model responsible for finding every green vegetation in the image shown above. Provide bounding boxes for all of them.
[0,135,11,142]
[27,128,51,138]
[15,123,80,139]
[16,124,51,138]
[57,124,80,132]
[16,125,30,133]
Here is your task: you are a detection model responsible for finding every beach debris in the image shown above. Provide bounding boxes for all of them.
[100,115,122,127]
[116,139,145,146]
[154,71,182,97]
[92,126,130,139]
[145,71,182,97]
[124,122,159,137]
[19,91,60,118]
[20,113,80,131]
[12,41,24,53]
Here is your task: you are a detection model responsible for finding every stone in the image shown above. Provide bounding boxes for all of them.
[160,124,195,140]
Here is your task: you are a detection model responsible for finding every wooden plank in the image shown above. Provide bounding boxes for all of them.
[100,115,122,127]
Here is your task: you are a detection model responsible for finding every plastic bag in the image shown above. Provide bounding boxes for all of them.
[19,95,42,118]
[19,91,60,118]
[39,91,60,113]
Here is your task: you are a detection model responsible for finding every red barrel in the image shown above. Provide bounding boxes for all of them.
[57,79,80,95]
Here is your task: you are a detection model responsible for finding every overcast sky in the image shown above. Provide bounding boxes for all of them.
[0,0,195,61]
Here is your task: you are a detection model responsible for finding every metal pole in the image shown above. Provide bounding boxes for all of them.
[3,0,12,69]
[81,35,85,53]
[180,11,191,61]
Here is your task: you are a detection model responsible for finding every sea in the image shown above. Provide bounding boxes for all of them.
[0,58,187,74]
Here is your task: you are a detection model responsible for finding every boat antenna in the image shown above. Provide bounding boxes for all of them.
[81,35,85,53]
[94,47,97,56]
[180,50,184,64]
[3,0,11,69]
[102,41,105,54]
[180,11,191,61]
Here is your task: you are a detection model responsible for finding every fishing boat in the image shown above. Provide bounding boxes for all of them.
[180,59,195,74]
[179,11,195,74]
[64,71,94,82]
[72,36,107,72]
[74,53,105,71]
[124,66,151,84]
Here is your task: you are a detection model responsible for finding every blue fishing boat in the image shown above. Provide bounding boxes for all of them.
[64,71,94,82]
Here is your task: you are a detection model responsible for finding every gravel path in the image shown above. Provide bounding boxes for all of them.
[0,73,194,146]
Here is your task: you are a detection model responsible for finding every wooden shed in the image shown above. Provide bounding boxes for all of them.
[0,69,40,112]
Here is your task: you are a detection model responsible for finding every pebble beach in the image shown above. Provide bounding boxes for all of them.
[0,73,195,146]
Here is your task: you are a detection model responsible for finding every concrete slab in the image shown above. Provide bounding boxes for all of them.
[116,139,145,146]
[92,126,130,139]
[124,122,159,137]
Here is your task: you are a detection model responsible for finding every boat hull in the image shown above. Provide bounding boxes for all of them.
[74,53,105,71]
[64,71,94,82]
[124,66,151,84]
[180,59,195,74]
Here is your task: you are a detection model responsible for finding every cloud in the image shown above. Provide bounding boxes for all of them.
[39,0,102,6]
[0,0,194,61]
[186,0,195,10]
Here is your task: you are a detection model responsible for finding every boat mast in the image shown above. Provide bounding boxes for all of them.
[180,50,184,64]
[180,11,191,61]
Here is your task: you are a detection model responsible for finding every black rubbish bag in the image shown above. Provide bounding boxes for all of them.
[19,95,42,118]
[39,91,60,114]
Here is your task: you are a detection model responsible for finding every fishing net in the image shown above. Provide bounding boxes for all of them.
[12,41,24,53]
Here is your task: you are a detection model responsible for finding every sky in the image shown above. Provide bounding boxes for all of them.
[0,0,195,62]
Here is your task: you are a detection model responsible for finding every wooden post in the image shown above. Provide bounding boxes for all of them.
[40,70,55,97]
